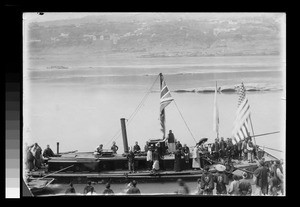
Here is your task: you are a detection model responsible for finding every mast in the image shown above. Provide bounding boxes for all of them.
[213,81,219,138]
[159,73,166,138]
[120,118,129,153]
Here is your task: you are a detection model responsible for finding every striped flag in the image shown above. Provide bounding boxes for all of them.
[160,74,174,138]
[232,82,251,143]
[213,82,219,137]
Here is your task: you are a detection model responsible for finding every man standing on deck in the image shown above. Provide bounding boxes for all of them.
[211,138,220,161]
[127,148,135,173]
[237,139,243,160]
[146,146,153,171]
[242,138,248,161]
[219,137,226,159]
[174,149,183,172]
[182,144,190,170]
[253,160,269,195]
[247,137,255,163]
[167,130,176,153]
[31,143,43,169]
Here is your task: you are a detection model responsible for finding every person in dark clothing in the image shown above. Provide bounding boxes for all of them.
[219,137,226,159]
[25,146,35,171]
[167,130,176,153]
[127,148,135,173]
[200,166,214,195]
[237,140,243,160]
[211,138,220,161]
[269,171,280,196]
[126,180,141,194]
[182,144,190,170]
[174,149,183,172]
[214,165,229,195]
[133,142,141,154]
[31,143,43,169]
[65,182,76,194]
[254,160,269,195]
[168,130,175,143]
[83,181,95,195]
[110,141,119,154]
[43,145,55,158]
[239,172,252,196]
[152,148,160,172]
[176,141,182,150]
[95,144,103,156]
[102,183,114,195]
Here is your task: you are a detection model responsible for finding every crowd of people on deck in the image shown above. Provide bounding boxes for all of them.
[24,143,57,172]
[96,129,267,174]
[63,157,284,196]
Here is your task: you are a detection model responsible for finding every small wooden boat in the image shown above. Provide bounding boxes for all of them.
[26,177,55,194]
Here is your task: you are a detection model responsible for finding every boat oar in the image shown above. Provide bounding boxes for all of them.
[37,165,74,180]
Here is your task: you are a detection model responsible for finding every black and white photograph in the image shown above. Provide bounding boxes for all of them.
[22,12,286,196]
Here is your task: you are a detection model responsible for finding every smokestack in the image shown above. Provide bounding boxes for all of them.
[120,118,129,153]
[57,142,59,154]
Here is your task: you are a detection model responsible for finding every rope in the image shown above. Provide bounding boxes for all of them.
[173,100,197,144]
[37,165,74,180]
[257,145,283,153]
[104,75,159,147]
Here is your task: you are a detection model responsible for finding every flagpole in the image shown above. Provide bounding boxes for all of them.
[249,114,258,157]
[214,81,219,138]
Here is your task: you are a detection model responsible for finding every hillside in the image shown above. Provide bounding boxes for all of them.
[27,13,283,58]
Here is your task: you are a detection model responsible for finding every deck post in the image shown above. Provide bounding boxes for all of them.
[120,118,129,153]
[56,142,59,154]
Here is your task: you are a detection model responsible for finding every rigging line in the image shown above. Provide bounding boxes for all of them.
[127,75,159,125]
[257,145,283,153]
[173,99,197,144]
[104,75,159,147]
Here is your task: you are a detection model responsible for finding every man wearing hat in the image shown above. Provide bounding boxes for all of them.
[239,172,252,196]
[213,164,229,195]
[199,165,214,195]
[253,160,269,195]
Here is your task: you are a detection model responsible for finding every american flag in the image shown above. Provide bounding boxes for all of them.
[232,82,251,143]
[160,74,174,137]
